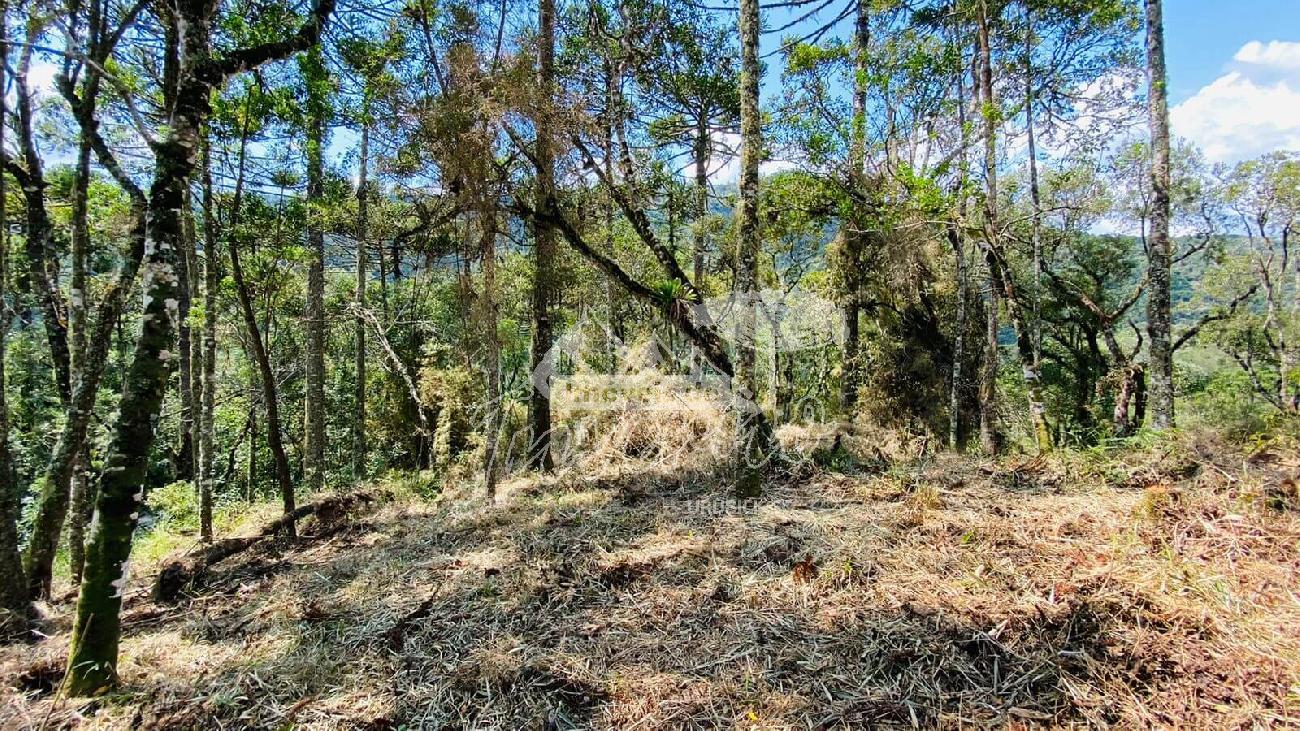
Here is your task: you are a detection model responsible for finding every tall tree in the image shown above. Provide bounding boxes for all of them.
[0,0,24,637]
[66,0,335,694]
[199,139,219,542]
[22,0,148,598]
[529,0,557,471]
[302,45,330,495]
[974,0,1051,453]
[226,92,298,537]
[1143,0,1173,429]
[841,0,870,415]
[354,96,371,483]
[735,0,774,496]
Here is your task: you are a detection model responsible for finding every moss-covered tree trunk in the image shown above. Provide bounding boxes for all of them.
[199,140,219,542]
[735,0,774,497]
[66,0,334,693]
[1144,0,1173,429]
[65,133,186,697]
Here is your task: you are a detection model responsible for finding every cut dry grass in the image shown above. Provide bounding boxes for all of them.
[2,428,1299,729]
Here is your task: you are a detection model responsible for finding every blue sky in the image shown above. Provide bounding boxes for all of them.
[1164,0,1297,104]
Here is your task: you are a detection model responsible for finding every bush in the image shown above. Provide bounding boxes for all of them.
[145,480,200,532]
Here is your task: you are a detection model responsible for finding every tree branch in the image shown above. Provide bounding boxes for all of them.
[1173,284,1260,352]
[206,0,336,79]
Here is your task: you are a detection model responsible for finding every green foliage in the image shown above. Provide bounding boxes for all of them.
[146,481,200,532]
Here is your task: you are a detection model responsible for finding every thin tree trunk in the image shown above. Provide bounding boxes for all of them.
[67,453,92,584]
[65,14,99,585]
[302,46,328,495]
[1144,0,1174,429]
[948,223,968,450]
[12,27,70,405]
[736,0,773,497]
[353,109,370,482]
[481,206,501,499]
[975,3,1050,453]
[225,97,295,535]
[198,139,219,542]
[605,64,620,369]
[975,30,999,455]
[949,36,972,451]
[529,0,556,472]
[177,188,196,482]
[230,228,296,536]
[841,0,869,415]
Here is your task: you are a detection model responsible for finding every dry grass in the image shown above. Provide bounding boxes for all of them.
[2,427,1299,729]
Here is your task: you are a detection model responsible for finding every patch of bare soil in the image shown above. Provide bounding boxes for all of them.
[3,434,1299,729]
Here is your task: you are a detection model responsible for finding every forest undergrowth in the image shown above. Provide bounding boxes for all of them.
[2,417,1299,729]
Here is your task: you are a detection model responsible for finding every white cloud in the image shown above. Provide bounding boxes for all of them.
[1233,41,1300,72]
[685,131,797,186]
[1171,40,1300,164]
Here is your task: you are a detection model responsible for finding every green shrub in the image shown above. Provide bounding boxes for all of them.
[145,480,200,532]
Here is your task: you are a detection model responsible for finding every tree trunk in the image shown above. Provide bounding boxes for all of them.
[224,95,296,534]
[353,109,370,482]
[21,184,146,602]
[0,3,26,636]
[975,3,1050,453]
[302,46,328,495]
[177,190,196,483]
[735,0,773,497]
[841,0,870,416]
[13,31,71,405]
[66,0,334,694]
[230,235,297,536]
[1144,0,1174,429]
[975,26,999,455]
[481,206,501,499]
[529,0,556,472]
[65,110,189,701]
[67,453,93,584]
[199,140,219,542]
[948,222,968,450]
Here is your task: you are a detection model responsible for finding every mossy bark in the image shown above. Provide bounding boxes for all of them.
[199,141,219,541]
[1144,0,1174,429]
[66,142,185,695]
[735,0,774,497]
[22,210,145,599]
[65,0,335,694]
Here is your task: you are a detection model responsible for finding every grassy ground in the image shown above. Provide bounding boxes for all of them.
[2,427,1299,729]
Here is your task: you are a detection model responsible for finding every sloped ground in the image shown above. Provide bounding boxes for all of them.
[3,431,1299,729]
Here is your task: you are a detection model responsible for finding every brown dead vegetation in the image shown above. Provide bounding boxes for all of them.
[2,428,1298,729]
